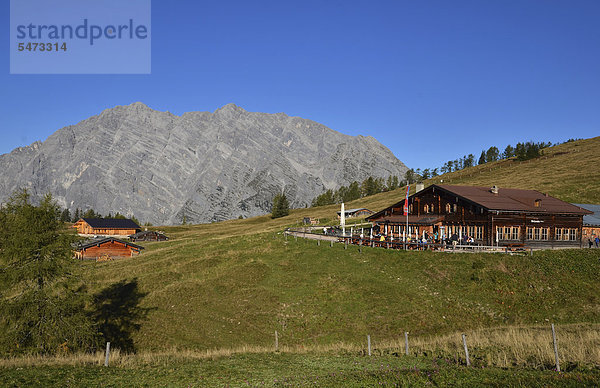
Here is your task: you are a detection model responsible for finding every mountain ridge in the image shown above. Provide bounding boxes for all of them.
[0,102,408,224]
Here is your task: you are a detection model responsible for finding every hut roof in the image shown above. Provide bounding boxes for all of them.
[74,237,145,251]
[80,218,140,229]
[436,185,591,214]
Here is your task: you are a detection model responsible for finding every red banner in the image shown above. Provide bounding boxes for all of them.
[403,185,410,215]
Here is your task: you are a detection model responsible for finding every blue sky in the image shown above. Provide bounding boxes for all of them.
[1,0,599,169]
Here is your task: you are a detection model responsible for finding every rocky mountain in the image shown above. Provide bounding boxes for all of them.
[0,103,408,225]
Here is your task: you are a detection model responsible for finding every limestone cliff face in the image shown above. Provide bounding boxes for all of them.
[0,103,408,224]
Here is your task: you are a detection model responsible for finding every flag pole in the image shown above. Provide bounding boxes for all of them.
[404,185,410,251]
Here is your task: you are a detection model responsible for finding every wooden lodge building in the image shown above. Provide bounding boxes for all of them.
[74,237,144,260]
[73,218,141,237]
[366,184,592,248]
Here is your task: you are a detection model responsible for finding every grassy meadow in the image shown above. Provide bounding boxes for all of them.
[86,233,600,352]
[2,351,599,387]
[1,137,600,386]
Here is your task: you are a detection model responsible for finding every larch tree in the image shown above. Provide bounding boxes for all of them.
[0,190,98,355]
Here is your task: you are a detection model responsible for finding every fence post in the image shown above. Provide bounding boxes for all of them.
[462,334,470,366]
[275,330,279,352]
[317,239,320,246]
[551,324,560,372]
[330,240,333,247]
[405,332,409,355]
[367,335,371,356]
[104,342,111,367]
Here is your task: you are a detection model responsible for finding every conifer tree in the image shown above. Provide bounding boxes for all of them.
[271,193,290,219]
[0,190,98,355]
[60,208,71,223]
[346,181,361,201]
[503,145,514,159]
[486,146,500,162]
[478,151,486,165]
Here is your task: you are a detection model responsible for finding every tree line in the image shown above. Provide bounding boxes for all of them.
[420,139,571,179]
[59,207,145,226]
[311,175,408,207]
[309,138,577,205]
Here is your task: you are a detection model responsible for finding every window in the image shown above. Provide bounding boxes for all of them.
[453,204,458,213]
[511,227,519,240]
[569,229,577,241]
[445,203,451,213]
[476,226,483,240]
[527,227,533,240]
[498,226,519,240]
[541,228,548,240]
[555,228,562,241]
[468,226,474,237]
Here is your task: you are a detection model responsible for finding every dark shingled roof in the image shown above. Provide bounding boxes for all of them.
[81,218,141,229]
[74,237,145,251]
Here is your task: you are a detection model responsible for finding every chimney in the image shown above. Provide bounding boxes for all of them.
[416,182,425,193]
[490,185,499,195]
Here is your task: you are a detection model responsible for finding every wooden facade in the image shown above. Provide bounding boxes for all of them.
[367,185,592,248]
[74,237,144,260]
[73,218,141,236]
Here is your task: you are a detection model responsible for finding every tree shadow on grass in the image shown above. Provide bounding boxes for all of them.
[91,278,153,353]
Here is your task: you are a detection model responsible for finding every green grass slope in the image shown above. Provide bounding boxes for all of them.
[82,137,600,353]
[87,231,599,352]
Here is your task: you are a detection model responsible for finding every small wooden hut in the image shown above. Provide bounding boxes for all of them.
[74,237,144,260]
[73,218,141,236]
